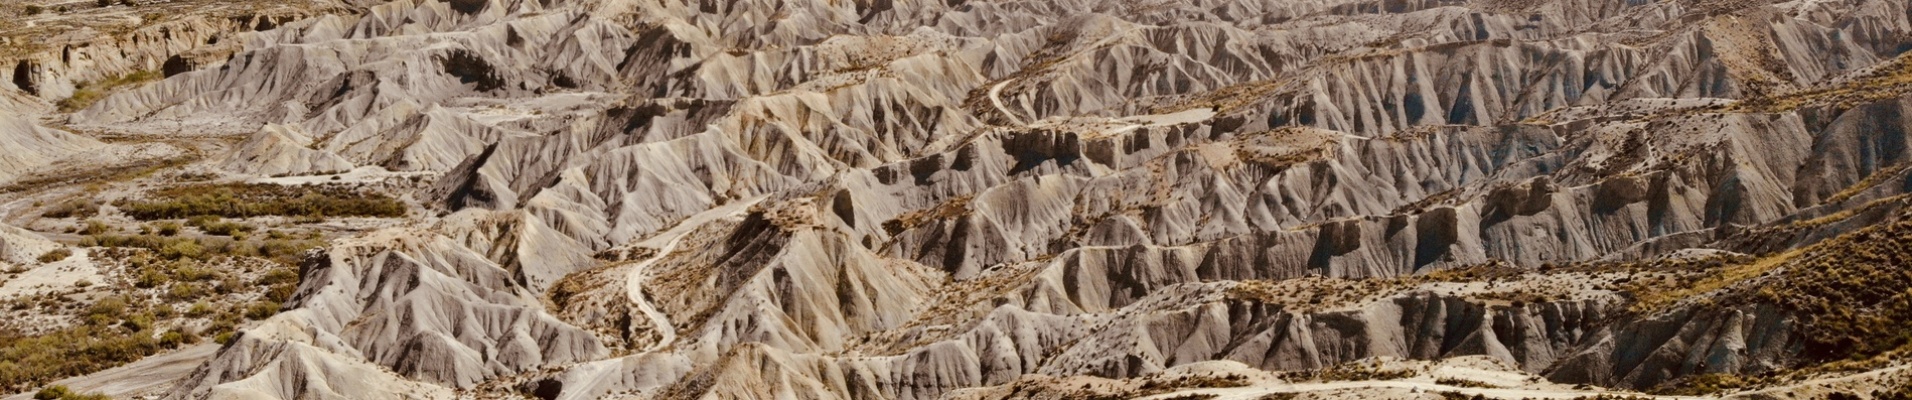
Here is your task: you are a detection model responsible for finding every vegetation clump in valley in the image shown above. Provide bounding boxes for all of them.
[965,372,1252,400]
[0,295,194,393]
[0,180,374,392]
[1648,373,1755,396]
[116,183,406,220]
[37,248,71,264]
[39,199,98,219]
[56,70,160,113]
[32,385,110,400]
[80,230,321,266]
[0,248,302,393]
[1290,361,1419,382]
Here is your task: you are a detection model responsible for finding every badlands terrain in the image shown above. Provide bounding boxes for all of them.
[5,0,1912,399]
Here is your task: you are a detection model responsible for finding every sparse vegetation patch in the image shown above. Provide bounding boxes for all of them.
[1435,377,1500,389]
[0,305,186,393]
[1290,361,1419,382]
[1,247,303,393]
[81,231,322,266]
[56,69,160,112]
[37,248,71,264]
[32,385,111,400]
[1648,373,1752,396]
[1741,218,1912,362]
[117,183,405,220]
[40,199,98,219]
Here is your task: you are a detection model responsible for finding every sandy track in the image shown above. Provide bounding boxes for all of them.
[623,196,768,351]
[988,79,1028,126]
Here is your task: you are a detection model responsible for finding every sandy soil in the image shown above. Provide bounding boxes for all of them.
[1140,358,1708,400]
[0,247,98,301]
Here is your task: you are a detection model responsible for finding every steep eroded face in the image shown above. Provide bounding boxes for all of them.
[5,0,1912,399]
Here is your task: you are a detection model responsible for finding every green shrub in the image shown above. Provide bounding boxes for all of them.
[31,385,68,400]
[169,261,217,282]
[24,5,45,14]
[153,222,181,237]
[166,283,203,301]
[243,301,280,320]
[211,310,239,329]
[257,268,298,286]
[57,70,159,112]
[193,219,253,237]
[259,268,301,303]
[158,240,203,260]
[213,274,242,295]
[60,90,102,113]
[119,312,154,332]
[134,268,167,289]
[37,249,71,264]
[255,238,323,266]
[265,283,296,303]
[158,328,198,347]
[41,200,97,219]
[186,302,211,317]
[32,385,110,400]
[184,215,217,227]
[81,297,128,326]
[77,220,110,236]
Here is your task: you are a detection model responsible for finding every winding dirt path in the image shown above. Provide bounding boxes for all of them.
[622,195,768,351]
[988,79,1027,126]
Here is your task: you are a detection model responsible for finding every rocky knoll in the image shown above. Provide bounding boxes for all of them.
[3,0,1912,398]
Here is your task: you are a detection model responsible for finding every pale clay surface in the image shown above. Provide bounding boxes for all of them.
[5,0,1912,398]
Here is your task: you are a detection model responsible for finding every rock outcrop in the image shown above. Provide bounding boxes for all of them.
[219,124,354,176]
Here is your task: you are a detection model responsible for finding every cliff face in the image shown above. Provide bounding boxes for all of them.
[5,0,1912,398]
[0,1,344,102]
[1549,303,1802,390]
